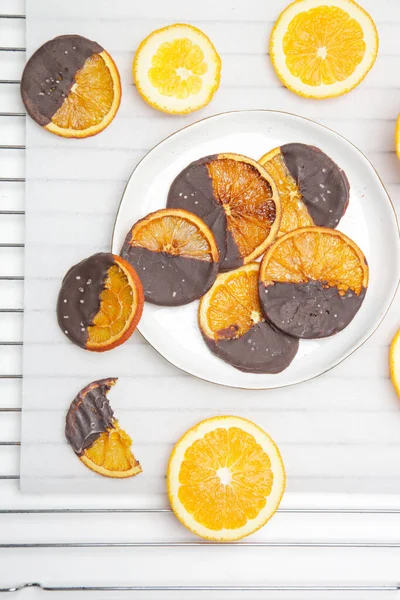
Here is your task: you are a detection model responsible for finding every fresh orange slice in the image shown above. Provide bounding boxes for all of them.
[395,115,400,161]
[133,24,221,114]
[120,208,220,306]
[21,35,121,138]
[198,263,298,373]
[167,416,286,541]
[167,154,281,271]
[270,0,379,99]
[57,253,144,352]
[390,329,400,398]
[65,378,142,479]
[259,144,349,235]
[259,227,368,338]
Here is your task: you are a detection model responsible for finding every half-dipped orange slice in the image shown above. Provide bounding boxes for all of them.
[199,263,298,373]
[167,154,281,271]
[120,208,219,306]
[259,143,349,236]
[21,35,121,138]
[65,378,142,478]
[259,227,368,339]
[57,252,144,351]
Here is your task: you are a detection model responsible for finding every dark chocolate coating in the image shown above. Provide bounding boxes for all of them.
[204,321,299,374]
[65,378,115,455]
[57,252,115,348]
[281,143,349,229]
[167,156,245,271]
[167,155,227,258]
[120,244,218,306]
[259,280,366,339]
[21,35,103,126]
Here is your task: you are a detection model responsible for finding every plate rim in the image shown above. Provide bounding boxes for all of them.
[111,109,400,390]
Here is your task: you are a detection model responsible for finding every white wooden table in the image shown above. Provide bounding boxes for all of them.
[2,0,400,597]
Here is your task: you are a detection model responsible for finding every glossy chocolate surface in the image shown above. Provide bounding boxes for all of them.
[120,244,218,306]
[57,252,114,348]
[65,378,115,455]
[259,280,366,339]
[204,321,299,373]
[21,35,103,126]
[281,143,349,229]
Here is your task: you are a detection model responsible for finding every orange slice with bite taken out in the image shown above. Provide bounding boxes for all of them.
[65,378,142,479]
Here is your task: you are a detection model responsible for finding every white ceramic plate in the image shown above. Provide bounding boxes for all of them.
[112,110,400,389]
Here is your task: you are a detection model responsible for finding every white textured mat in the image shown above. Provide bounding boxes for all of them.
[21,0,400,499]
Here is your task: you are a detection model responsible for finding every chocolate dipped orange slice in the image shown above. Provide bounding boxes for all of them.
[259,227,368,339]
[167,154,281,271]
[65,378,142,479]
[57,252,144,351]
[21,35,121,138]
[259,143,349,236]
[120,208,219,306]
[199,263,298,373]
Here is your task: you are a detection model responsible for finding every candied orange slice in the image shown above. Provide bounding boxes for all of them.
[65,378,142,479]
[259,227,368,339]
[47,51,121,138]
[198,264,298,373]
[259,144,349,235]
[259,147,314,236]
[167,154,281,271]
[133,24,221,114]
[168,416,285,540]
[270,0,378,99]
[199,263,263,341]
[121,209,220,306]
[86,256,144,351]
[128,209,218,261]
[57,253,144,352]
[260,227,368,294]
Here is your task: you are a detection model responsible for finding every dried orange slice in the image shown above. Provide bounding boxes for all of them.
[259,227,368,339]
[21,35,121,138]
[168,416,286,541]
[65,378,142,479]
[270,0,379,99]
[390,329,400,398]
[167,154,281,271]
[121,208,219,306]
[57,252,144,352]
[133,24,221,114]
[259,143,349,235]
[199,263,298,373]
